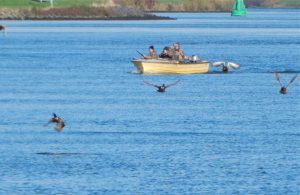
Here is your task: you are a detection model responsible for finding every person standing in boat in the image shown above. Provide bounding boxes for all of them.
[143,46,157,59]
[159,47,172,59]
[172,42,188,61]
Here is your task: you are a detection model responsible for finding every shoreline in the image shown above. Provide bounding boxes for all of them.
[0,7,298,21]
[149,10,229,13]
[150,7,300,13]
[0,16,175,21]
[0,7,175,21]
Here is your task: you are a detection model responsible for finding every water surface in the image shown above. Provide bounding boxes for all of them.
[0,9,299,194]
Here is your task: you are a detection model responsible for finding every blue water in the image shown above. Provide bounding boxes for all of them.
[0,9,300,194]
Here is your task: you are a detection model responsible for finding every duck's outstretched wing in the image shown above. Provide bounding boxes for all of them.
[166,80,180,88]
[274,72,283,87]
[44,118,54,126]
[287,75,298,88]
[228,62,240,69]
[213,61,225,67]
[143,79,159,88]
[53,113,57,118]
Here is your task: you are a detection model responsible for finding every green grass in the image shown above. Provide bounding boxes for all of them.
[53,0,104,7]
[0,0,105,8]
[0,0,43,7]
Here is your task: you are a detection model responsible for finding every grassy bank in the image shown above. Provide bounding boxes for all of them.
[0,0,299,10]
[243,0,300,8]
[0,0,105,8]
[0,0,298,20]
[153,0,300,11]
[0,0,172,20]
[117,0,300,11]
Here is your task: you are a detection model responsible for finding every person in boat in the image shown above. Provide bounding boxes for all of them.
[159,47,172,59]
[172,42,188,61]
[143,45,157,59]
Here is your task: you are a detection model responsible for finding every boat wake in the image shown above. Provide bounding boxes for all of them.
[268,70,300,74]
[36,152,81,156]
[127,70,140,74]
[36,152,103,156]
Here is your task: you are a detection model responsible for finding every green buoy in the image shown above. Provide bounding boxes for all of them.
[231,0,246,16]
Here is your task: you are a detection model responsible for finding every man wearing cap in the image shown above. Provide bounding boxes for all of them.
[143,46,158,59]
[172,42,188,61]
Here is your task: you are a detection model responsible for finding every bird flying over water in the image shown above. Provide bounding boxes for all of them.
[143,79,180,92]
[213,61,240,72]
[0,25,5,34]
[45,113,65,132]
[274,72,298,94]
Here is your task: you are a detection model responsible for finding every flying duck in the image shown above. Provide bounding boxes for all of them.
[274,72,298,94]
[213,61,240,73]
[143,79,180,93]
[0,25,5,33]
[46,113,65,132]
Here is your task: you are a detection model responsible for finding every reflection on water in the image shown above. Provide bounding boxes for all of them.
[0,8,299,194]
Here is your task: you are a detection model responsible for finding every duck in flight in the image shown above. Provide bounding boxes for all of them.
[0,25,5,34]
[274,72,298,94]
[45,113,65,132]
[213,61,240,73]
[143,79,180,92]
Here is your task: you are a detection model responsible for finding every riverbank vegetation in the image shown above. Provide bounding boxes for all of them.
[245,0,300,8]
[0,0,298,20]
[0,0,299,9]
[134,0,300,11]
[0,0,106,8]
[0,0,170,20]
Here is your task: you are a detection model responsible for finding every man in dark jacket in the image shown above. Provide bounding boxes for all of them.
[159,47,172,59]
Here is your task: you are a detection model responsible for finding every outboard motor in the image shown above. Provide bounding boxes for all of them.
[191,55,200,63]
